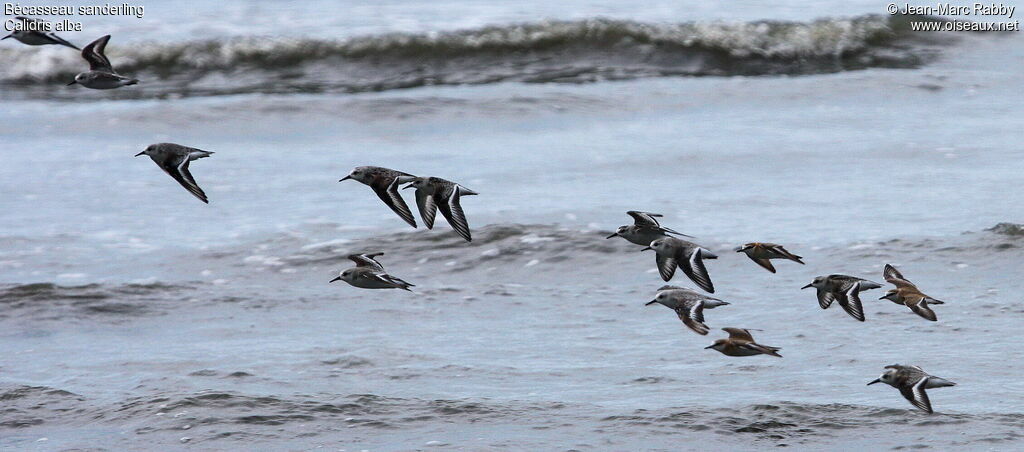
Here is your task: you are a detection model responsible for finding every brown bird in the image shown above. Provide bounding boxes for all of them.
[704,328,781,357]
[734,242,804,273]
[880,264,945,321]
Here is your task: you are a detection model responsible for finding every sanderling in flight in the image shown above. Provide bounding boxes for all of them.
[607,211,691,246]
[135,143,213,203]
[868,364,955,413]
[2,17,79,50]
[403,176,478,242]
[68,35,139,89]
[801,274,881,322]
[735,242,804,273]
[340,166,418,228]
[641,237,718,292]
[705,328,782,357]
[330,253,414,291]
[880,264,946,321]
[646,286,730,335]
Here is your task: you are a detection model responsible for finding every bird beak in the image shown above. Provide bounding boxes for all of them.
[606,233,618,239]
[867,379,881,386]
[1,34,11,40]
[134,151,145,157]
[640,246,652,252]
[704,345,715,349]
[733,246,745,252]
[67,80,77,85]
[645,300,657,306]
[800,283,813,289]
[329,276,341,283]
[878,295,887,300]
[339,176,351,182]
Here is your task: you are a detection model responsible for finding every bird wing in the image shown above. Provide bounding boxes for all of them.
[884,264,915,288]
[436,185,472,242]
[899,377,934,413]
[816,288,835,309]
[676,305,708,335]
[654,254,677,282]
[837,284,866,322]
[750,257,776,273]
[679,248,715,293]
[348,253,385,271]
[739,342,782,357]
[722,327,754,341]
[908,296,938,321]
[770,244,804,263]
[627,211,662,227]
[82,35,113,72]
[414,189,438,229]
[371,176,417,228]
[160,154,208,203]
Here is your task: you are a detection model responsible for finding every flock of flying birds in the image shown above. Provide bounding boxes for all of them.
[5,17,955,415]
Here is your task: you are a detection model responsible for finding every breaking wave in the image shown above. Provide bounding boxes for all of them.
[0,15,954,99]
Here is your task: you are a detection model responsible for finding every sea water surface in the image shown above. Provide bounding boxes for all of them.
[1,0,1023,450]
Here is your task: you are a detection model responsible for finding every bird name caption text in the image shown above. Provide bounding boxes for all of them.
[4,3,145,32]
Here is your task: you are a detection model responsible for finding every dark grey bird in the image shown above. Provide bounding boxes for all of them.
[135,143,213,203]
[607,211,692,246]
[868,364,955,413]
[801,274,881,322]
[705,328,782,358]
[330,253,414,291]
[402,176,478,242]
[67,35,138,89]
[645,286,730,335]
[340,166,417,228]
[642,237,718,292]
[2,17,79,49]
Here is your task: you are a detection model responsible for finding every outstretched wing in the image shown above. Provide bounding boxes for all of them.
[371,176,417,228]
[679,249,714,293]
[627,211,662,227]
[739,342,782,357]
[770,244,804,263]
[722,327,754,341]
[82,35,113,72]
[348,253,385,271]
[750,257,776,273]
[899,377,934,413]
[837,284,866,322]
[816,288,835,309]
[676,303,708,335]
[908,297,938,321]
[414,189,438,229]
[884,264,915,288]
[162,154,208,203]
[436,186,472,242]
[655,254,677,282]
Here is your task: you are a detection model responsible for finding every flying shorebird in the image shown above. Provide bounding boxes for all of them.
[645,286,730,335]
[607,211,691,246]
[2,17,79,49]
[330,253,414,291]
[868,364,955,413]
[68,35,139,89]
[880,264,946,321]
[801,274,881,322]
[135,143,213,203]
[340,166,418,228]
[642,237,718,292]
[734,242,804,273]
[705,328,782,357]
[402,176,478,242]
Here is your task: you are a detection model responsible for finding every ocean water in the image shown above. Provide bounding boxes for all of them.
[2,1,1023,450]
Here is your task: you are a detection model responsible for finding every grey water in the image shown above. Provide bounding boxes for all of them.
[2,0,1024,450]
